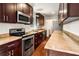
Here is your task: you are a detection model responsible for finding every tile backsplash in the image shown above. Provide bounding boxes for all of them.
[0,23,33,34]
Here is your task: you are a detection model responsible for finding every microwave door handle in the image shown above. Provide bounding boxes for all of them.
[29,18,30,22]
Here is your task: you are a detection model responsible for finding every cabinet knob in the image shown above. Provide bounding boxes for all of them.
[8,44,15,48]
[35,37,37,39]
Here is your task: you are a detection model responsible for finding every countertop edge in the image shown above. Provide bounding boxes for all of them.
[45,46,79,55]
[0,36,22,45]
[44,30,79,55]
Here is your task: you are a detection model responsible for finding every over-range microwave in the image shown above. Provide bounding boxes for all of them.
[17,11,30,24]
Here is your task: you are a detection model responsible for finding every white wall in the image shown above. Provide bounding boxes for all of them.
[44,19,53,37]
[44,19,61,37]
[63,20,79,36]
[0,23,33,34]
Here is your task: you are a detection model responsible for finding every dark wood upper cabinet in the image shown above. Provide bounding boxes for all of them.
[30,6,33,16]
[58,3,79,24]
[0,3,33,24]
[29,5,33,24]
[17,3,32,16]
[16,3,23,12]
[0,3,17,23]
[68,3,79,17]
[0,4,4,22]
[17,3,33,24]
[22,4,30,16]
[36,13,44,27]
[4,3,17,23]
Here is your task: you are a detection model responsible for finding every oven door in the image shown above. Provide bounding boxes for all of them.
[24,45,34,56]
[22,35,34,56]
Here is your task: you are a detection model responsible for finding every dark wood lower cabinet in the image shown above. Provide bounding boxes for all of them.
[0,39,22,56]
[0,31,46,56]
[34,30,46,49]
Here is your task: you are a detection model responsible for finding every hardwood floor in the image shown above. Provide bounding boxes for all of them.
[32,38,48,56]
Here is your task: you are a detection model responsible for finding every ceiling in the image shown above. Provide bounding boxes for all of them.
[33,3,59,17]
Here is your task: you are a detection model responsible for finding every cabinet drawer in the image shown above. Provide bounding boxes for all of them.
[0,39,21,50]
[34,34,38,37]
[0,50,10,56]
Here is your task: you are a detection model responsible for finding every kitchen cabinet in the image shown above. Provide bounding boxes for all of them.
[68,3,79,17]
[34,33,39,49]
[34,32,42,49]
[0,3,17,23]
[29,5,33,24]
[0,4,3,22]
[0,3,33,24]
[0,39,22,56]
[17,3,33,24]
[4,3,17,23]
[34,30,46,49]
[22,4,30,16]
[58,3,79,23]
[16,3,23,12]
[17,3,32,16]
[36,13,44,27]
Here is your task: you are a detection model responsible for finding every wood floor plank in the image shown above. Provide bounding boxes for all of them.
[32,38,48,56]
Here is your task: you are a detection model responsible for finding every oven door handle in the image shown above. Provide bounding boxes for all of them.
[22,35,34,41]
[24,44,33,51]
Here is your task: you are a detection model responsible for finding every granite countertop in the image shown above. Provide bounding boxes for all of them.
[24,29,46,36]
[27,29,45,34]
[0,29,46,45]
[0,35,21,45]
[45,30,79,55]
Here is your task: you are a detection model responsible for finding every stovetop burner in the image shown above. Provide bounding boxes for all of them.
[9,28,25,36]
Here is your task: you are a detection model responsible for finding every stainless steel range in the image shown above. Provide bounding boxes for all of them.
[9,28,34,56]
[22,35,34,56]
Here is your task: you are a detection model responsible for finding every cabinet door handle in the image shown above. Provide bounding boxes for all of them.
[8,44,15,47]
[8,51,11,56]
[3,16,5,21]
[12,50,14,56]
[6,16,8,21]
[35,37,37,39]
